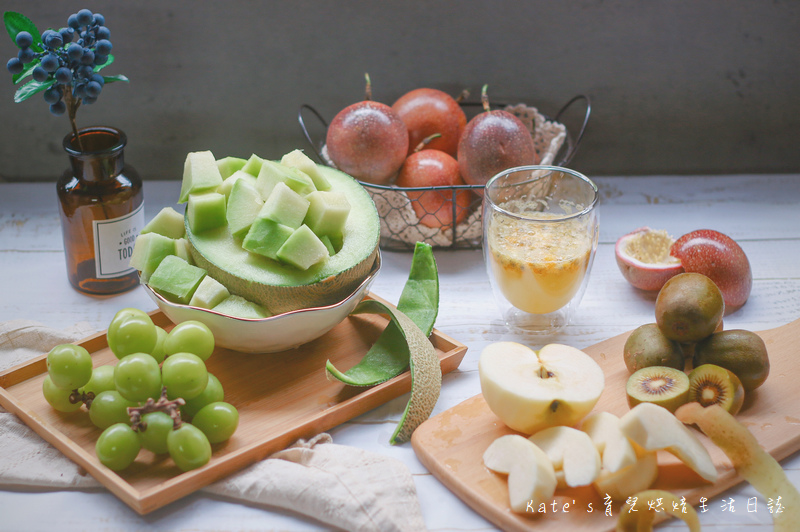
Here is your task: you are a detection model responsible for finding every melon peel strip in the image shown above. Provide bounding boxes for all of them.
[675,402,800,532]
[325,241,439,387]
[348,298,441,444]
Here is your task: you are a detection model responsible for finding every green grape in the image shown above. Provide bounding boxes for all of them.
[150,326,168,363]
[42,375,83,413]
[96,423,141,471]
[138,411,174,454]
[161,353,208,401]
[109,307,150,330]
[89,390,136,429]
[107,311,158,360]
[114,353,162,403]
[79,364,116,398]
[164,321,215,361]
[167,423,211,471]
[192,402,239,444]
[181,373,224,419]
[46,344,93,390]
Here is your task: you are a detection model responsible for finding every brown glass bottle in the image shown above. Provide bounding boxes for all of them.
[57,126,144,295]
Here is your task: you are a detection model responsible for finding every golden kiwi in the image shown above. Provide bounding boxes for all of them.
[655,273,724,343]
[693,330,769,392]
[626,366,690,413]
[688,364,745,415]
[624,323,684,374]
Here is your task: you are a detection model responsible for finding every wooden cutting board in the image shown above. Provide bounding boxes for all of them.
[412,318,800,531]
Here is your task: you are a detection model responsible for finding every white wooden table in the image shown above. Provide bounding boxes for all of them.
[0,175,798,531]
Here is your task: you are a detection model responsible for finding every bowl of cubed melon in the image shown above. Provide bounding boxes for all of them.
[133,148,384,353]
[142,251,380,354]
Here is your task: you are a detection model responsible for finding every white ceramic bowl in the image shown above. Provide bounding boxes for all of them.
[142,253,381,354]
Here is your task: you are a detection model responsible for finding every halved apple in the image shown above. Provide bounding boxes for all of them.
[479,342,605,435]
[483,434,557,513]
[619,402,717,483]
[580,411,637,473]
[529,426,601,488]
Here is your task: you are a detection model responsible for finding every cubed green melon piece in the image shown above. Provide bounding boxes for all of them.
[129,232,176,283]
[276,225,330,270]
[219,170,257,199]
[242,217,295,260]
[226,178,264,239]
[179,151,224,204]
[174,237,194,265]
[188,275,230,309]
[303,190,351,237]
[281,149,331,191]
[141,207,186,239]
[148,255,207,304]
[216,156,247,179]
[213,295,270,319]
[187,192,227,233]
[241,154,264,176]
[256,160,316,199]
[259,182,310,229]
[319,235,336,256]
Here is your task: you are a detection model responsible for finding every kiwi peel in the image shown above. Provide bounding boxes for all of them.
[688,364,745,415]
[626,366,690,413]
[623,323,684,374]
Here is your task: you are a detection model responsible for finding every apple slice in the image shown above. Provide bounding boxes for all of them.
[479,342,605,435]
[529,426,601,488]
[483,435,557,513]
[580,411,637,473]
[593,451,658,501]
[619,402,717,483]
[617,489,701,531]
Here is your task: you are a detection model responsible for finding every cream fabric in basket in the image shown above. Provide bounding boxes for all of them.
[0,319,426,532]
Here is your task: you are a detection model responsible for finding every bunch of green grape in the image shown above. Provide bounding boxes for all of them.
[43,308,239,472]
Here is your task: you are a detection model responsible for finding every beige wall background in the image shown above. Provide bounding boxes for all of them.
[1,1,798,181]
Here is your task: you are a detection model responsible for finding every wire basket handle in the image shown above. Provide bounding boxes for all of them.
[298,104,329,164]
[554,94,591,166]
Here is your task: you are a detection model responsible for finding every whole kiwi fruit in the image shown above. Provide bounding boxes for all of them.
[693,330,769,391]
[655,273,724,343]
[624,323,684,374]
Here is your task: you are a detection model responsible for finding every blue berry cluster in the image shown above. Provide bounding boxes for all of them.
[5,9,123,116]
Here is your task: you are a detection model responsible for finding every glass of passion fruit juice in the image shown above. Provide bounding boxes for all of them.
[483,166,599,333]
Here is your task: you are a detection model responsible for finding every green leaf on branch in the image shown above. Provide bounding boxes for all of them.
[3,12,43,52]
[103,74,129,84]
[11,60,37,84]
[14,78,54,103]
[94,54,114,72]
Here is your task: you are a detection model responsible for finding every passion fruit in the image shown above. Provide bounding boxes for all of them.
[655,273,724,343]
[615,227,684,291]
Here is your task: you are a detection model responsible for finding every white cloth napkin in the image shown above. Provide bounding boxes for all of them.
[0,319,426,532]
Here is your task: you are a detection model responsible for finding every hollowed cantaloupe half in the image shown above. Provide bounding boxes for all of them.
[185,164,380,315]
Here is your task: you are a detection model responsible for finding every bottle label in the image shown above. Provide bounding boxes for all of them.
[92,202,145,279]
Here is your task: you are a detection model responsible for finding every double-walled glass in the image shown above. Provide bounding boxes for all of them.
[482,165,599,333]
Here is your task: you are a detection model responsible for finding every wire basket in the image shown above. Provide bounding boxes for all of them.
[298,95,591,251]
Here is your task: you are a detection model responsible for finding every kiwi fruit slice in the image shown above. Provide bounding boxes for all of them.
[626,366,690,413]
[688,364,745,415]
[623,323,684,374]
[655,273,724,343]
[693,330,770,392]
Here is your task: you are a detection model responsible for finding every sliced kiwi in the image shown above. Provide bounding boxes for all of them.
[626,366,690,413]
[688,364,745,415]
[623,323,684,374]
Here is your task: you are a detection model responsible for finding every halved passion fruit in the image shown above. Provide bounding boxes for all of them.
[615,227,684,291]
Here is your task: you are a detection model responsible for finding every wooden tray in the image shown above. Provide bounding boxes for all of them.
[412,318,800,531]
[0,293,467,515]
